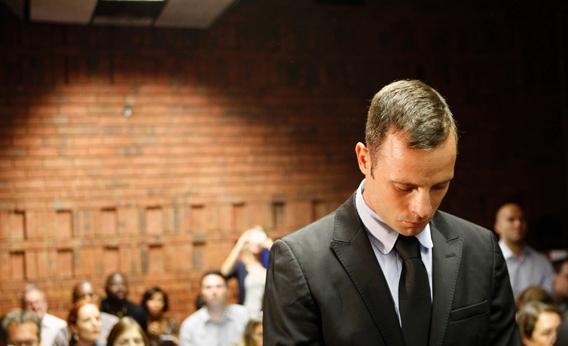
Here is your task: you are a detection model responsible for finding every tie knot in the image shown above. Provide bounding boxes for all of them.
[395,235,421,260]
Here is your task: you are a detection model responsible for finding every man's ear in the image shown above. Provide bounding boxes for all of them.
[355,142,371,176]
[494,219,501,236]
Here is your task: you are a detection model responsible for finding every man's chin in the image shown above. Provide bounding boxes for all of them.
[397,229,423,237]
[395,222,428,236]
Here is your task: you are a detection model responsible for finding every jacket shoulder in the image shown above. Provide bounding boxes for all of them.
[280,211,336,249]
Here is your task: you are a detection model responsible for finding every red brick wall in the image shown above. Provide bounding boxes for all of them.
[0,0,566,322]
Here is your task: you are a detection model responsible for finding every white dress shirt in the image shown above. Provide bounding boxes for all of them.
[355,179,433,325]
[41,313,67,346]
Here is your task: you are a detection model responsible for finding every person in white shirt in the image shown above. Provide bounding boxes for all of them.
[179,270,249,346]
[20,283,67,346]
[495,202,555,297]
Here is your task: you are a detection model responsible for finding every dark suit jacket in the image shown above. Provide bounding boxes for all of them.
[263,195,520,345]
[100,298,147,331]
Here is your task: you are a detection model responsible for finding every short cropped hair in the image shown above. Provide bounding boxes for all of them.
[200,270,227,286]
[366,79,457,156]
[1,309,41,344]
[517,301,561,340]
[19,283,44,308]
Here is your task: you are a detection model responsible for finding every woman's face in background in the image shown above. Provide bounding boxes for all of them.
[252,323,263,346]
[76,304,101,343]
[114,328,145,346]
[524,311,561,346]
[146,292,165,318]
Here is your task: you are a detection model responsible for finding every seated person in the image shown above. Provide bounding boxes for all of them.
[179,271,249,346]
[516,285,555,310]
[495,202,555,296]
[20,283,67,346]
[237,319,262,346]
[54,280,119,346]
[67,301,101,346]
[141,287,178,346]
[100,273,147,331]
[2,309,41,346]
[107,317,149,346]
[517,301,562,346]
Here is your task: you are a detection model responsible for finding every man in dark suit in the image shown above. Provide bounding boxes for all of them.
[263,80,520,345]
[100,272,147,331]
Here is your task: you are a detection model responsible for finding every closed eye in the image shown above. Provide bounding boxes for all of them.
[432,183,449,191]
[394,184,415,192]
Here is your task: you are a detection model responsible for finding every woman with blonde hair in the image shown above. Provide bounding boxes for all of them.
[221,226,272,319]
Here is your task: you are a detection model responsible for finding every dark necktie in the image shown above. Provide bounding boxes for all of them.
[396,235,431,346]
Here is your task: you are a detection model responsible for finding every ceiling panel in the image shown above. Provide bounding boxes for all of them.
[31,0,98,24]
[155,0,236,29]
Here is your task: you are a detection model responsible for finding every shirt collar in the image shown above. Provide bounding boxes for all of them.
[499,240,530,259]
[203,306,231,324]
[355,179,433,254]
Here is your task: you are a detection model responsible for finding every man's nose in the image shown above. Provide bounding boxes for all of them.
[410,190,433,219]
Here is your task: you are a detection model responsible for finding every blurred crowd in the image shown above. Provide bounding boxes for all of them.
[0,226,270,346]
[1,206,567,346]
[494,203,567,346]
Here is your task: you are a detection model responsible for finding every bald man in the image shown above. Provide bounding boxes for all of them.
[100,272,147,330]
[494,202,554,297]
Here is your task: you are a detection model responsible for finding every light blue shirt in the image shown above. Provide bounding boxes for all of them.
[179,305,249,346]
[355,180,433,325]
[498,240,555,297]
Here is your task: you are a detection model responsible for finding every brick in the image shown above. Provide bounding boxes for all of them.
[271,201,286,232]
[10,252,25,280]
[103,247,120,275]
[99,208,117,237]
[47,249,58,278]
[148,245,164,274]
[117,208,138,235]
[0,211,25,240]
[57,249,74,278]
[0,251,11,285]
[55,210,73,239]
[145,206,163,236]
[231,202,247,233]
[76,246,95,277]
[24,251,37,280]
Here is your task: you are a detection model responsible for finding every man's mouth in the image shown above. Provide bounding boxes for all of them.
[401,220,426,228]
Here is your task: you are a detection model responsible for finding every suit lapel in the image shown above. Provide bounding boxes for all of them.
[429,213,463,346]
[330,195,405,346]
